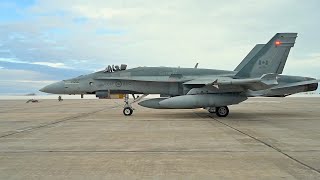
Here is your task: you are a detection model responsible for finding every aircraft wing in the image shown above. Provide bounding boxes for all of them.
[183,73,278,91]
[183,77,220,85]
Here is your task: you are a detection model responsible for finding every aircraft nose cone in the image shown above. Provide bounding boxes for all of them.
[39,81,65,94]
[39,87,45,92]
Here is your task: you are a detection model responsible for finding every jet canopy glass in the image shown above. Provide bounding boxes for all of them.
[104,64,127,73]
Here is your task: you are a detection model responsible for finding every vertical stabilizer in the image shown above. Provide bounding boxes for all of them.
[235,33,297,78]
[234,44,265,71]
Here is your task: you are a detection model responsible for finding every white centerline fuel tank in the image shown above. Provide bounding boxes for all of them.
[139,94,247,109]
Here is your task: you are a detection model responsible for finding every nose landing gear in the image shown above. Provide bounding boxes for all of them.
[122,94,148,116]
[123,94,134,116]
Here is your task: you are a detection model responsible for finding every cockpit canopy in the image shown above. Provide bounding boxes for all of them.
[104,64,127,73]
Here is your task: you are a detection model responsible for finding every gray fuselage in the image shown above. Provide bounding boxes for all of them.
[41,67,317,98]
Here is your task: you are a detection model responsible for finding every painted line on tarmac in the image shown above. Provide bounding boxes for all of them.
[0,101,90,113]
[0,103,122,139]
[0,150,277,154]
[205,114,320,175]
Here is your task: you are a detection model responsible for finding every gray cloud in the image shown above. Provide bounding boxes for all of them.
[0,69,53,94]
[0,0,319,94]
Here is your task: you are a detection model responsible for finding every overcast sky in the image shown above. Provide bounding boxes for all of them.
[0,0,319,94]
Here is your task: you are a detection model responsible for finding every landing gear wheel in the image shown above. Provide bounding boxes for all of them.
[123,94,133,116]
[216,106,229,117]
[123,107,133,116]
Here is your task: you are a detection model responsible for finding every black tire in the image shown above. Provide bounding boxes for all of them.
[216,106,229,117]
[123,107,133,116]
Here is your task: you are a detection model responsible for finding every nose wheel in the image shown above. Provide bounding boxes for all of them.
[123,94,134,116]
[123,107,133,116]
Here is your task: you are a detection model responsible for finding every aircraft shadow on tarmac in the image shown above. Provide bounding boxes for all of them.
[130,110,305,121]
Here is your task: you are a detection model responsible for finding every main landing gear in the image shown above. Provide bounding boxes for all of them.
[122,94,148,116]
[207,106,229,117]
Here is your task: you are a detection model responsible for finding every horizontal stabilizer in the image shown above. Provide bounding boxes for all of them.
[247,79,319,97]
[270,79,320,90]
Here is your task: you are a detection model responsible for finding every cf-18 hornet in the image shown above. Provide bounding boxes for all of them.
[40,33,319,117]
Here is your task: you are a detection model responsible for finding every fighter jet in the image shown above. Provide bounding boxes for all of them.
[40,33,319,117]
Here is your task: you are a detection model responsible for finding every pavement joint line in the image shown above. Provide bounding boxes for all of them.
[0,104,122,139]
[0,150,277,153]
[3,149,318,153]
[0,102,92,113]
[205,114,320,175]
[69,119,221,122]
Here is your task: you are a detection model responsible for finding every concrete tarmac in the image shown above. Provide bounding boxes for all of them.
[0,97,319,179]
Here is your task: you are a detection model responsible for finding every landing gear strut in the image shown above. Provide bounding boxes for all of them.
[207,107,215,113]
[123,94,134,116]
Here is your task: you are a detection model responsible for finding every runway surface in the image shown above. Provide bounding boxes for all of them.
[0,97,319,179]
